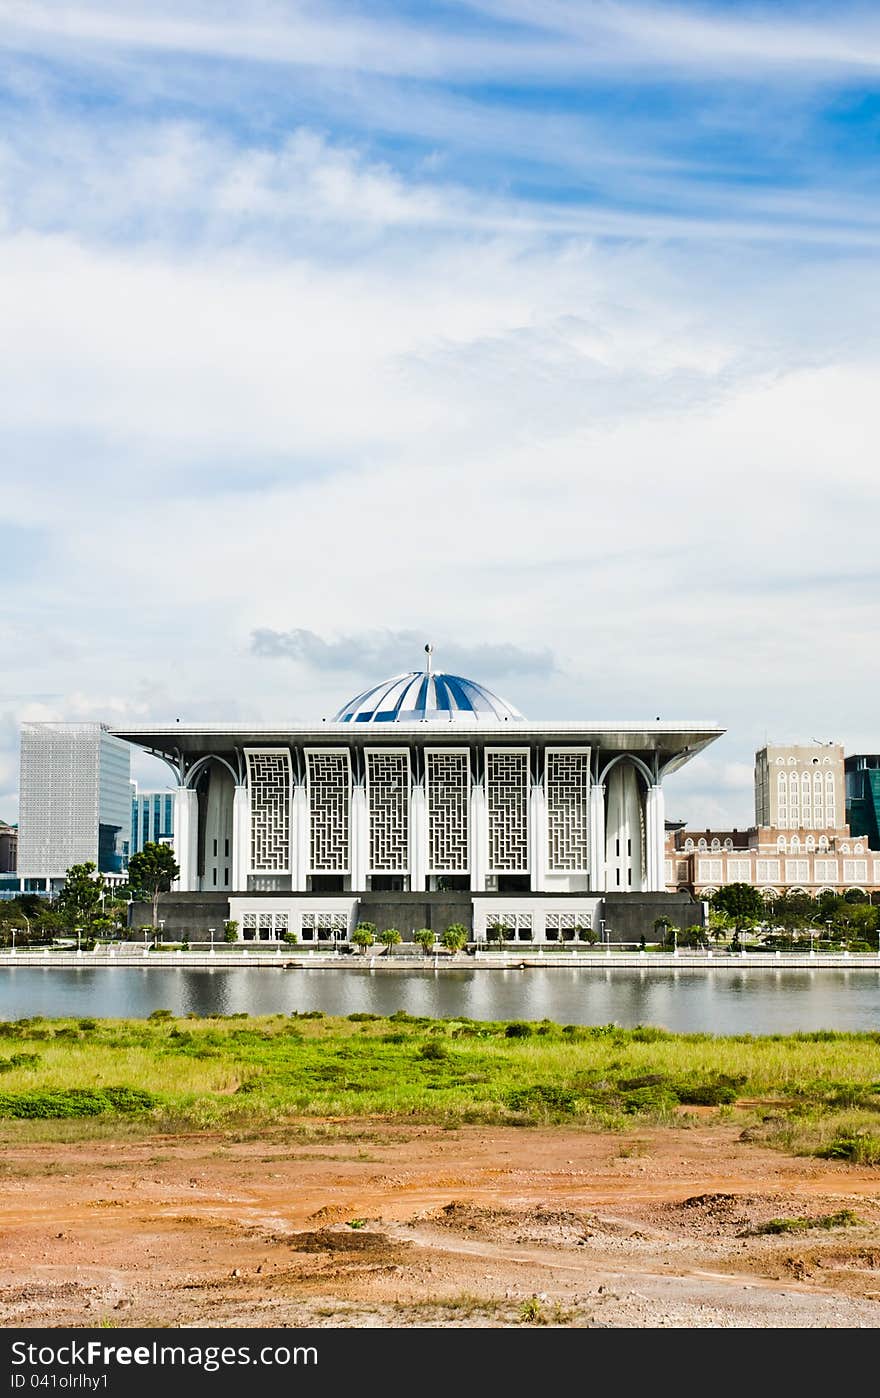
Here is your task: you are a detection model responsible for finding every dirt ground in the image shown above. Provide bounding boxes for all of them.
[1,1117,879,1329]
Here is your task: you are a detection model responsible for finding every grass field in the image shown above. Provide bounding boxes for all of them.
[0,1011,879,1160]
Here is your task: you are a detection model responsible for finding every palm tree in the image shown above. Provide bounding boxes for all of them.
[414,927,435,956]
[378,927,402,955]
[351,925,375,955]
[441,923,469,954]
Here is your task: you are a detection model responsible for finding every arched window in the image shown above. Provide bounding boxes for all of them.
[711,838,720,851]
[698,838,707,851]
[684,838,694,852]
[777,836,786,851]
[724,838,733,850]
[806,836,815,851]
[819,836,829,851]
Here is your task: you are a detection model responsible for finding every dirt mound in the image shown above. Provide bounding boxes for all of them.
[655,1193,775,1237]
[420,1200,605,1248]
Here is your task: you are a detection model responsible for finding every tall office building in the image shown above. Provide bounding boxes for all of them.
[845,755,880,849]
[754,743,844,831]
[17,724,131,891]
[130,786,175,855]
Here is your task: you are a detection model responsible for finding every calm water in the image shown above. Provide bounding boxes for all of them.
[0,966,879,1033]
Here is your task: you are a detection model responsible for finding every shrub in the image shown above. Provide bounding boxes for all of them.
[818,1131,880,1164]
[0,1087,158,1118]
[504,1022,532,1038]
[507,1085,577,1115]
[418,1040,448,1061]
[77,1019,98,1031]
[347,1013,380,1022]
[147,1009,173,1021]
[223,921,239,943]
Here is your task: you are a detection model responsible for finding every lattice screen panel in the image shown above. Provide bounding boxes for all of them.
[426,751,469,873]
[307,752,350,872]
[246,750,291,872]
[367,751,409,872]
[486,750,528,873]
[546,751,589,871]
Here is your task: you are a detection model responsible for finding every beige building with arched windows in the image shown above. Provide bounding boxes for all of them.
[666,742,880,901]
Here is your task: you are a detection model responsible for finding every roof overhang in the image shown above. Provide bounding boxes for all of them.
[111,720,725,778]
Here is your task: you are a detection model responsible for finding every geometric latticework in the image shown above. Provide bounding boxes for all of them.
[486,750,528,873]
[367,750,409,873]
[301,910,349,940]
[246,750,291,873]
[545,750,589,871]
[426,750,469,873]
[307,751,350,872]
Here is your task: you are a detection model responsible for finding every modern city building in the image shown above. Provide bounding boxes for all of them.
[754,743,844,830]
[17,723,131,892]
[845,755,880,851]
[0,820,16,875]
[130,786,175,855]
[112,656,723,942]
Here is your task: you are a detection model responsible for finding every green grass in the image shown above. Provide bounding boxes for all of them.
[756,1209,864,1235]
[0,1014,878,1148]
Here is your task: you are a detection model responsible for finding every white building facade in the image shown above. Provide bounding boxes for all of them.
[114,667,723,942]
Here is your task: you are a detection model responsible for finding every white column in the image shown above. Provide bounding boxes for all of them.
[645,784,666,892]
[173,787,199,892]
[410,783,427,891]
[529,782,547,892]
[293,784,309,891]
[231,785,250,891]
[470,782,488,892]
[589,782,605,892]
[350,784,368,891]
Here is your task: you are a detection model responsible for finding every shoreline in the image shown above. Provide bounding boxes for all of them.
[2,949,880,971]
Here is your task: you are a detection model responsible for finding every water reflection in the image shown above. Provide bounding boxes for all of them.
[0,966,879,1032]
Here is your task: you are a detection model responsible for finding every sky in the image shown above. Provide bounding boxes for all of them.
[1,0,880,829]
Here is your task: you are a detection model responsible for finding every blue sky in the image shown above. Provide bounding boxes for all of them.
[1,0,880,826]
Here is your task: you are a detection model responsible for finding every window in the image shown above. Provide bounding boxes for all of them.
[815,859,838,881]
[756,859,781,881]
[843,860,867,882]
[727,859,751,880]
[785,860,809,882]
[697,859,723,881]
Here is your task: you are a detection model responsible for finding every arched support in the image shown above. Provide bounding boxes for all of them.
[410,782,427,892]
[589,783,606,891]
[232,785,250,891]
[173,787,199,892]
[469,781,488,892]
[529,782,547,892]
[350,783,368,891]
[645,784,666,891]
[293,784,309,890]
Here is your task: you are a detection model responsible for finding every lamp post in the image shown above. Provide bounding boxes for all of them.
[599,918,606,945]
[209,927,215,952]
[158,919,165,945]
[10,927,15,952]
[76,926,81,953]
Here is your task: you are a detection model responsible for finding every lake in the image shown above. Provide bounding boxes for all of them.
[1,965,880,1033]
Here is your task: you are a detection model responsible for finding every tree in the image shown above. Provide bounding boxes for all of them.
[486,922,504,946]
[127,843,180,929]
[378,927,402,953]
[577,924,598,945]
[351,924,375,954]
[56,863,105,933]
[414,927,435,956]
[711,883,764,926]
[441,923,469,954]
[224,920,239,942]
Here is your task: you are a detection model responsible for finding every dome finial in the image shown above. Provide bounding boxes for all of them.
[424,641,433,677]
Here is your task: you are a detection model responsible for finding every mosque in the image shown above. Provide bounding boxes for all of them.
[114,649,723,943]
